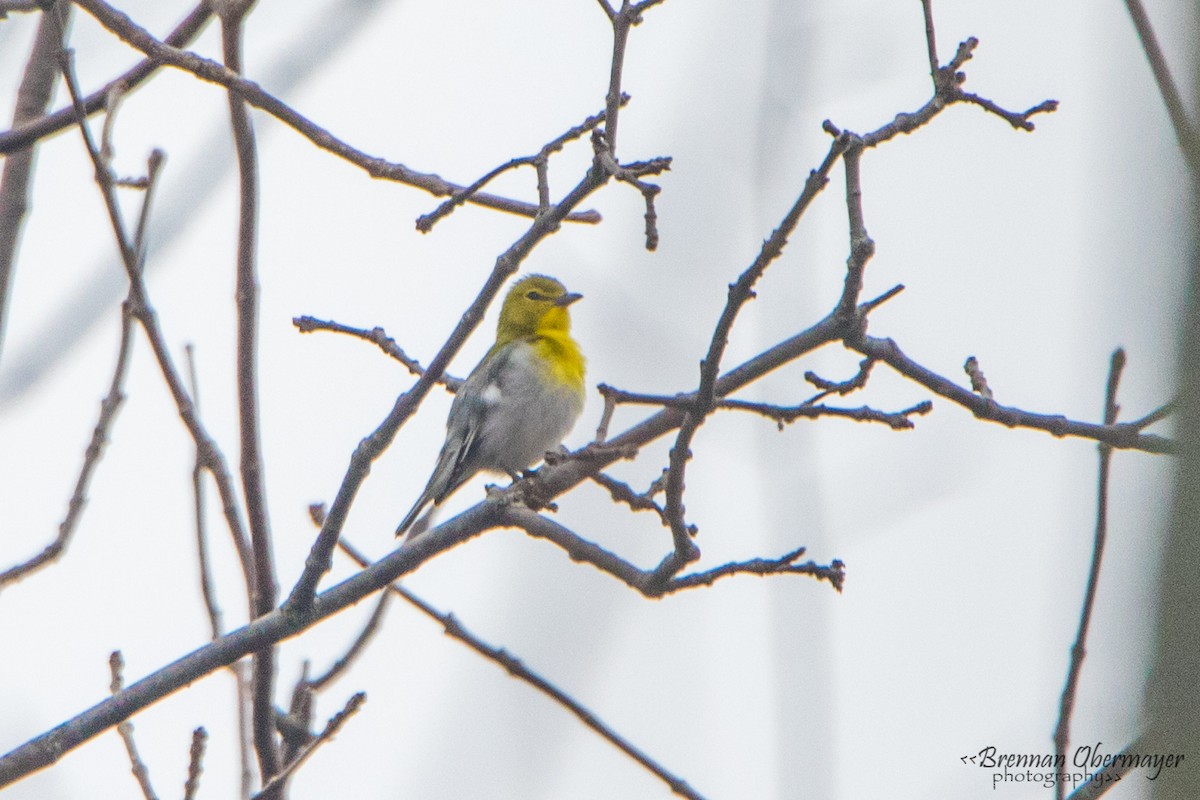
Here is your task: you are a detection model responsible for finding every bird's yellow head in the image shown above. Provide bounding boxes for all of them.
[496,274,582,344]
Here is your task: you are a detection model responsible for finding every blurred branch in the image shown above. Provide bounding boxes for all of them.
[0,0,69,366]
[1120,0,1200,178]
[1061,737,1144,800]
[0,302,132,590]
[67,0,601,224]
[215,5,283,788]
[337,539,709,800]
[0,3,212,154]
[109,652,160,800]
[1053,349,1125,800]
[308,591,391,693]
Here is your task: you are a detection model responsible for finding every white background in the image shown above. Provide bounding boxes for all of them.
[0,1,1194,798]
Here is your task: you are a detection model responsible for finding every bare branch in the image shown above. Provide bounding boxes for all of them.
[0,3,212,154]
[185,344,224,640]
[590,470,669,524]
[183,728,207,800]
[250,693,366,800]
[854,335,1171,453]
[963,355,993,400]
[919,0,939,79]
[417,98,626,232]
[67,0,601,224]
[669,547,846,594]
[1062,735,1147,800]
[215,9,283,786]
[292,316,463,389]
[509,508,844,596]
[1129,402,1173,430]
[0,0,70,366]
[592,139,672,249]
[0,306,132,590]
[0,1,42,14]
[58,47,258,592]
[720,398,933,431]
[803,357,874,400]
[656,133,851,586]
[1053,350,1125,799]
[1120,0,1200,177]
[833,139,875,321]
[337,540,709,800]
[308,591,391,692]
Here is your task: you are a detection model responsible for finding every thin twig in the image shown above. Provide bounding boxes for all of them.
[803,357,874,403]
[0,306,133,590]
[109,652,160,800]
[591,471,669,524]
[336,540,709,800]
[963,355,993,400]
[308,591,391,692]
[417,98,626,232]
[843,35,1057,148]
[250,693,366,800]
[720,398,933,431]
[292,316,463,389]
[1129,402,1173,430]
[853,335,1170,452]
[57,45,258,596]
[509,508,845,595]
[183,727,207,800]
[1053,349,1125,800]
[185,344,223,640]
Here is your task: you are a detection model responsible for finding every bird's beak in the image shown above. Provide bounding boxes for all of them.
[556,292,583,307]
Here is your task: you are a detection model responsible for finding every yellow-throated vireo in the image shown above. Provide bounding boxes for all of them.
[396,274,586,538]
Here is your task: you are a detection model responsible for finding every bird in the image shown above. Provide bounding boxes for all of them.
[396,274,586,538]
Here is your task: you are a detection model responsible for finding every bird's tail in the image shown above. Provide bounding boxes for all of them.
[395,494,431,539]
[399,506,440,542]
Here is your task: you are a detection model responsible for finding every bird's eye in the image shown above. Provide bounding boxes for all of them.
[526,290,545,301]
